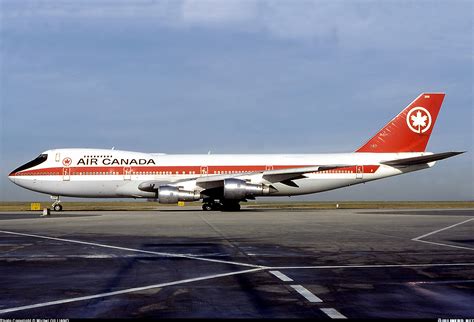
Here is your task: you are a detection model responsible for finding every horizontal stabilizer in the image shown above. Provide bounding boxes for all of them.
[381,151,465,167]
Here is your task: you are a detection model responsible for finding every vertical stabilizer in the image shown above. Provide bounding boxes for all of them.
[356,93,445,153]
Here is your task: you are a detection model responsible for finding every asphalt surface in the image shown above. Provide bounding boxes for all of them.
[0,207,473,318]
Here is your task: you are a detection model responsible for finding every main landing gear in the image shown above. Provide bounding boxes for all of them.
[51,196,63,212]
[202,199,241,211]
[221,202,241,211]
[202,203,217,211]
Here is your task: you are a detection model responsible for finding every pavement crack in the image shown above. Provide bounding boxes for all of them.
[198,214,267,268]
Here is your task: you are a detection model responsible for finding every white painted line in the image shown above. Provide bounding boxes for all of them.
[269,270,293,282]
[0,230,266,269]
[320,308,347,319]
[0,267,263,314]
[410,218,474,251]
[271,262,474,269]
[413,239,474,251]
[412,218,474,241]
[290,285,323,303]
[408,279,474,285]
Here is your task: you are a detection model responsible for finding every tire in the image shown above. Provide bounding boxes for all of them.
[210,203,222,211]
[221,202,241,211]
[53,204,63,212]
[202,203,213,211]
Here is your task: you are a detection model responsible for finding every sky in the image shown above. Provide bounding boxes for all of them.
[0,0,472,201]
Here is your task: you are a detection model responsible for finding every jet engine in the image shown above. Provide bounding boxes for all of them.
[223,178,272,200]
[158,185,200,204]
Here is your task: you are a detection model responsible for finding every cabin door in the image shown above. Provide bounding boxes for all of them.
[356,165,364,179]
[124,166,131,180]
[62,168,70,181]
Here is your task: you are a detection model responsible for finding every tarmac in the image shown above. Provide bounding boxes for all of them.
[0,207,473,318]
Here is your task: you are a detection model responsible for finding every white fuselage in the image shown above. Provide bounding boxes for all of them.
[9,148,433,199]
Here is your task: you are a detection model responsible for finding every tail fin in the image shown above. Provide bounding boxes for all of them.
[356,93,445,153]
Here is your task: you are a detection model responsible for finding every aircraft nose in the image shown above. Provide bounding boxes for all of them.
[8,172,16,183]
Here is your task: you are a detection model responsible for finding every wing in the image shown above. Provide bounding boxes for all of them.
[195,164,351,189]
[138,164,352,192]
[262,165,346,183]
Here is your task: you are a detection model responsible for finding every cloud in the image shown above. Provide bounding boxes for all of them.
[180,0,257,25]
[2,0,471,52]
[2,0,172,18]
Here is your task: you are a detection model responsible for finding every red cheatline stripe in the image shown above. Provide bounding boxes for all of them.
[12,165,380,177]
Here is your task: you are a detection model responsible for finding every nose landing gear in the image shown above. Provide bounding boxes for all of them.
[51,196,63,212]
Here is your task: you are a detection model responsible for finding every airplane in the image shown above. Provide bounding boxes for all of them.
[8,93,464,211]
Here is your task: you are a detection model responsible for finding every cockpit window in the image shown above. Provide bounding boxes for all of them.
[10,154,48,174]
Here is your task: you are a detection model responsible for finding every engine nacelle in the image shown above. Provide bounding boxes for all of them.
[158,186,200,204]
[223,178,271,200]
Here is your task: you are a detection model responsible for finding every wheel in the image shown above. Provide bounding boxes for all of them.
[210,203,222,211]
[221,202,241,211]
[202,203,213,211]
[53,204,63,212]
